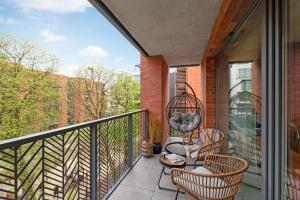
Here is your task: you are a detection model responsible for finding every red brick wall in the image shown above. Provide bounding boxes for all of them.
[251,59,262,115]
[199,58,217,128]
[288,43,300,123]
[187,66,201,99]
[175,68,187,95]
[73,80,85,123]
[217,56,230,136]
[51,75,86,127]
[173,64,216,129]
[140,55,169,144]
[51,74,68,127]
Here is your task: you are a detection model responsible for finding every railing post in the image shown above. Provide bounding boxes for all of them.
[144,110,149,138]
[14,147,18,200]
[90,125,97,200]
[128,114,133,167]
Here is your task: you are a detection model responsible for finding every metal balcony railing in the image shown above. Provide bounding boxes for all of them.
[0,109,148,200]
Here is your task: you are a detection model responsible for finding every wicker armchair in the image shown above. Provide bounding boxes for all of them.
[171,154,249,200]
[184,129,225,166]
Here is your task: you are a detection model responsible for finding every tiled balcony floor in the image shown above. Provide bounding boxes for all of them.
[108,155,261,200]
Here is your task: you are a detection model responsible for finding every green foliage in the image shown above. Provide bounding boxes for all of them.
[149,118,161,144]
[0,34,60,140]
[109,72,140,114]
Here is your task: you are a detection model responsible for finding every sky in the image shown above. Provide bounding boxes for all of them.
[0,0,140,76]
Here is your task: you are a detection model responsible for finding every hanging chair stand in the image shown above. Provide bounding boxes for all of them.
[166,82,205,134]
[165,82,205,155]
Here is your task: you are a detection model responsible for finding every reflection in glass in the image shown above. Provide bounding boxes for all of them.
[284,0,300,199]
[216,4,262,199]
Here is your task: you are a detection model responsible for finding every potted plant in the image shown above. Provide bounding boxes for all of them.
[149,118,162,154]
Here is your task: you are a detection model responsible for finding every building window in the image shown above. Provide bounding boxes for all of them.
[241,80,251,91]
[237,68,251,79]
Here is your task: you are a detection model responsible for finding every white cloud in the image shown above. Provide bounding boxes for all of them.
[0,18,17,25]
[39,29,65,42]
[15,0,92,13]
[80,45,108,58]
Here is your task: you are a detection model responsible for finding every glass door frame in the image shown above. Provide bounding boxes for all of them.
[262,0,284,200]
[215,0,285,199]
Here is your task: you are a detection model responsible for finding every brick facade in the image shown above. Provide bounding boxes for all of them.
[200,58,217,128]
[140,55,169,144]
[51,75,85,128]
[251,59,262,115]
[288,43,300,123]
[172,64,215,128]
[51,74,68,127]
[187,66,201,99]
[175,68,187,95]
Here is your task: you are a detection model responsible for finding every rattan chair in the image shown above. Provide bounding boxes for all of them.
[184,129,225,166]
[171,154,249,200]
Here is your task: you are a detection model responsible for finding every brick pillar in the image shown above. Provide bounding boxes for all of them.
[251,59,262,115]
[200,58,217,128]
[187,66,201,100]
[140,55,169,144]
[175,67,187,95]
[217,56,230,134]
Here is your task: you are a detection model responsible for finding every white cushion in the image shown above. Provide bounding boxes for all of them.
[191,150,198,158]
[174,167,229,199]
[192,166,212,174]
[190,150,208,159]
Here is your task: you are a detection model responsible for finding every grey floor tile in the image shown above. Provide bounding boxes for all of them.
[152,191,175,200]
[155,171,178,192]
[108,155,257,200]
[121,165,161,191]
[136,155,163,170]
[152,191,191,200]
[108,184,153,200]
[235,183,261,200]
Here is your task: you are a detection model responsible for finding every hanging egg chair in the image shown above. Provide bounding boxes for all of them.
[166,82,205,133]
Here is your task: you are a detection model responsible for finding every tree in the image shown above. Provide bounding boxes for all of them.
[109,72,140,114]
[0,34,60,140]
[74,64,114,120]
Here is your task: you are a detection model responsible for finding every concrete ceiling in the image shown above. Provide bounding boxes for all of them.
[100,0,222,66]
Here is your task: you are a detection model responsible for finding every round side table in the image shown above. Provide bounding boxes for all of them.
[158,154,186,192]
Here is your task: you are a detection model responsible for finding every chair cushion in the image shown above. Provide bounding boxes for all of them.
[190,150,198,158]
[174,167,228,199]
[169,112,201,132]
[198,131,206,146]
[211,129,221,142]
[192,166,212,174]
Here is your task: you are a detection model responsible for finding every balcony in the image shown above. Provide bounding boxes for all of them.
[3,0,299,199]
[0,109,260,200]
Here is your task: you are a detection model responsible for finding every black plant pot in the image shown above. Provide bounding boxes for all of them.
[153,143,162,154]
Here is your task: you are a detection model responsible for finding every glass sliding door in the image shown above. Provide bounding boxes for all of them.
[283,0,300,199]
[216,3,262,199]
